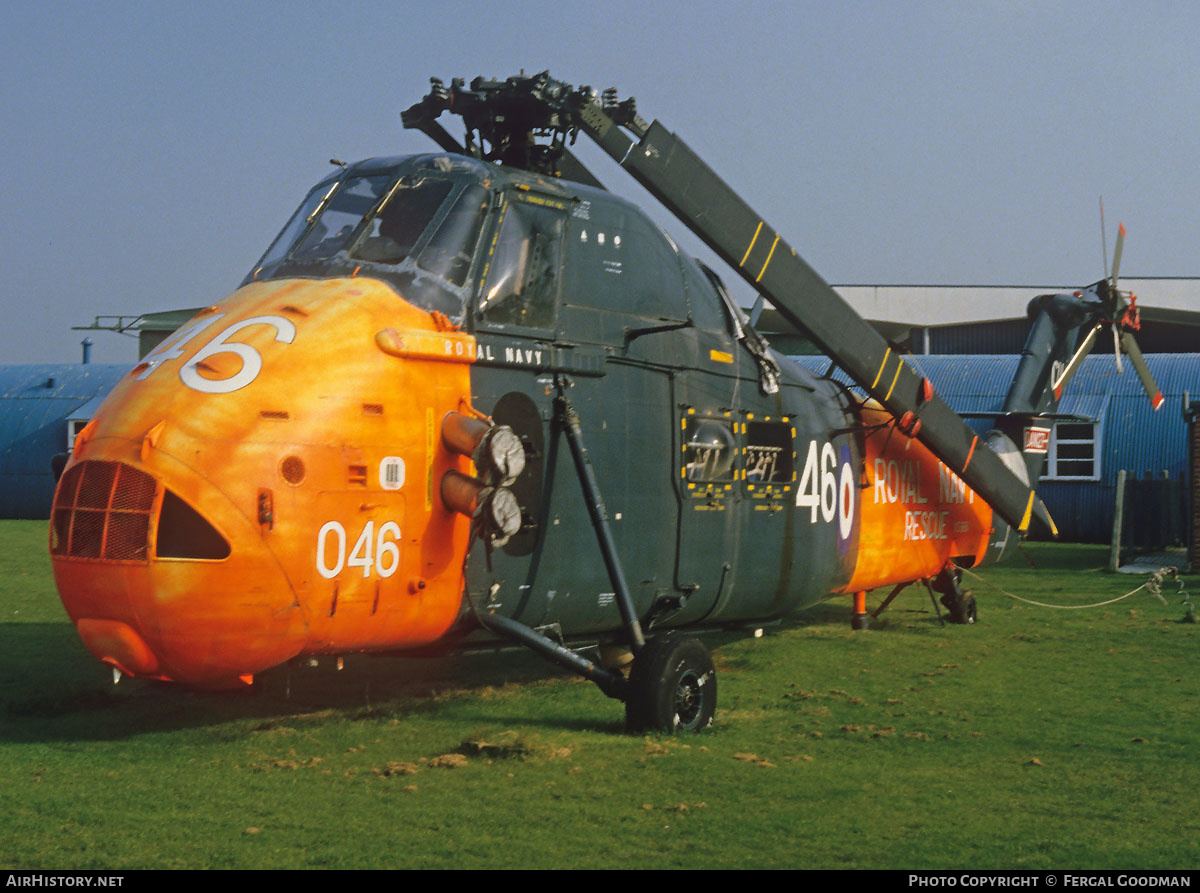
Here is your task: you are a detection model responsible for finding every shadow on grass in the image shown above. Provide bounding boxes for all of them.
[0,599,955,743]
[0,620,608,742]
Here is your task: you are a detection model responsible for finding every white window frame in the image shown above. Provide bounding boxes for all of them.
[67,418,89,451]
[1043,420,1101,481]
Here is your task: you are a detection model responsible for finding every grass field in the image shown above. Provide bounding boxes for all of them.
[2,519,1196,869]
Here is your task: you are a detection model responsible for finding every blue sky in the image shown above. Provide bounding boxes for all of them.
[2,0,1197,364]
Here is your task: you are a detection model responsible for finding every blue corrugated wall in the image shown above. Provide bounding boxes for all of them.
[790,354,1200,542]
[0,365,128,519]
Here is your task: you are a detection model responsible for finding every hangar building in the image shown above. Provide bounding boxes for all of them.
[0,364,130,518]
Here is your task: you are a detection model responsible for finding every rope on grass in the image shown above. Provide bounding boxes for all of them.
[959,565,1174,610]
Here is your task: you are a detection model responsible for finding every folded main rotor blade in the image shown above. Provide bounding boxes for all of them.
[1119,331,1164,410]
[1052,322,1102,400]
[577,115,1038,531]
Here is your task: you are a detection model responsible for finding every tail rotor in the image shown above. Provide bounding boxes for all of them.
[1052,222,1162,409]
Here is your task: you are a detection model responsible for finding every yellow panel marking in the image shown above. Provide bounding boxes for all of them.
[871,348,891,390]
[884,361,903,401]
[710,349,734,364]
[755,235,781,283]
[740,222,763,266]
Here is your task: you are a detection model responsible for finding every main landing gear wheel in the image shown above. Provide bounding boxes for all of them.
[624,632,717,733]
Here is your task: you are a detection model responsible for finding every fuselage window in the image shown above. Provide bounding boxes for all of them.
[745,421,794,484]
[478,197,566,330]
[683,417,738,483]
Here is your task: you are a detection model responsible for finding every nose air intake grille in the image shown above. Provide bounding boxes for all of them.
[52,461,157,562]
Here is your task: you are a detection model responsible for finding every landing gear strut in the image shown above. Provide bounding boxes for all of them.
[472,383,722,733]
[930,565,977,625]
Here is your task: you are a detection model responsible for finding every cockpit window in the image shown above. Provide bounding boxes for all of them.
[293,175,394,261]
[255,181,336,272]
[417,185,489,287]
[246,163,491,322]
[352,179,453,265]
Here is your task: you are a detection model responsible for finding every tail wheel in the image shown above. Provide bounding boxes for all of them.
[963,593,977,623]
[941,591,978,624]
[625,632,716,733]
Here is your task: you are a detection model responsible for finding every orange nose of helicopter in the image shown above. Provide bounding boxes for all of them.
[49,277,479,687]
[51,458,308,686]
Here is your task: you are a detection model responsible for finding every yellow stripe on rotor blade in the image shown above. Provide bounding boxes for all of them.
[756,235,780,282]
[1018,491,1035,532]
[871,348,891,390]
[884,361,903,401]
[740,222,763,267]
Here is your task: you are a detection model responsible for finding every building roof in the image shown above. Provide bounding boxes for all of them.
[791,352,1200,411]
[827,278,1200,327]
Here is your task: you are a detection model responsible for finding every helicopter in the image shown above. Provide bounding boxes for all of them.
[49,72,1162,732]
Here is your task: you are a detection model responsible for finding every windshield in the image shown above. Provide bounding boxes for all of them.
[247,164,491,322]
[352,179,452,265]
[292,174,393,260]
[253,180,336,273]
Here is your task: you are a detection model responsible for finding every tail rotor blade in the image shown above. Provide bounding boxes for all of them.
[1052,322,1101,400]
[1119,331,1164,410]
[1110,222,1125,290]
